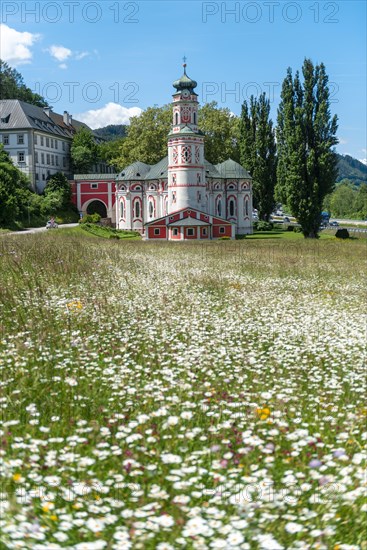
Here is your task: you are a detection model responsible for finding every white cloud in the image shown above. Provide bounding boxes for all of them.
[48,45,72,62]
[0,24,39,65]
[338,137,348,145]
[75,51,89,60]
[59,63,68,70]
[75,102,142,129]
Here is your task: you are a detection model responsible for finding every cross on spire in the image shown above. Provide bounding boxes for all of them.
[183,55,187,64]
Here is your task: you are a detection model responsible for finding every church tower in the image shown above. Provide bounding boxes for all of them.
[167,63,207,214]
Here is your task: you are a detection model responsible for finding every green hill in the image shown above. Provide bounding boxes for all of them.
[94,125,127,141]
[336,154,367,186]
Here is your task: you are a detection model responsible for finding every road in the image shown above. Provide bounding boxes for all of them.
[1,224,79,236]
[332,218,367,226]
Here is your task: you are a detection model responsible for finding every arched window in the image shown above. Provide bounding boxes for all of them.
[149,200,154,217]
[217,199,222,217]
[175,112,179,125]
[193,112,197,124]
[135,200,140,218]
[229,199,235,217]
[120,201,124,219]
[245,198,249,217]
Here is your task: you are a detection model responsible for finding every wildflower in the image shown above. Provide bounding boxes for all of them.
[309,459,322,469]
[257,407,271,420]
[67,300,83,311]
[285,522,304,534]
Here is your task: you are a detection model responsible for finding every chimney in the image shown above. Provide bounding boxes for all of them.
[43,106,53,117]
[63,111,71,126]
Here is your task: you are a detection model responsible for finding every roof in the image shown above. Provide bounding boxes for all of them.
[204,160,221,178]
[173,65,198,91]
[167,218,210,227]
[145,156,168,180]
[117,161,152,181]
[74,174,117,180]
[0,99,97,139]
[215,159,252,179]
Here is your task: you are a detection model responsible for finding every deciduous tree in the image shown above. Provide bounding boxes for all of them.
[276,59,338,238]
[240,94,276,221]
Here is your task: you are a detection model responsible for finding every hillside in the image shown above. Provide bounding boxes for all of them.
[0,60,48,107]
[94,124,127,141]
[336,154,367,186]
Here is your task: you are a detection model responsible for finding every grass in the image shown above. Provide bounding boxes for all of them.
[78,223,141,240]
[0,233,366,549]
[247,229,335,240]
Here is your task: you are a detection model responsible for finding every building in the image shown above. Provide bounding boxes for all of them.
[72,64,253,239]
[0,100,113,192]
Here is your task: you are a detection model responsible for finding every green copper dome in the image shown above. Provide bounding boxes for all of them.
[173,64,197,91]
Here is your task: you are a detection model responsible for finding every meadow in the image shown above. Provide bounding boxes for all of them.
[0,232,366,550]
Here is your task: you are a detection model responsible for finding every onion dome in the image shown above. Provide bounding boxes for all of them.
[173,63,197,91]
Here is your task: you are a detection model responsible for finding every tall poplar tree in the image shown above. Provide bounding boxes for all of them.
[240,94,277,221]
[276,59,338,238]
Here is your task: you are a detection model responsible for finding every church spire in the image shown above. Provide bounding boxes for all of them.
[172,60,198,92]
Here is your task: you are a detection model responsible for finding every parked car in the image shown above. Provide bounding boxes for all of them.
[283,216,290,223]
[329,221,339,227]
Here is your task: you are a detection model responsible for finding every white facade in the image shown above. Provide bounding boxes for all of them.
[0,101,113,192]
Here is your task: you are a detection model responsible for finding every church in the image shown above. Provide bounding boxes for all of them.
[72,64,253,239]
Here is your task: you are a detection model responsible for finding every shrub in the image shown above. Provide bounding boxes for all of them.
[79,213,101,224]
[253,221,274,231]
[293,226,303,233]
[218,236,231,240]
[335,228,350,239]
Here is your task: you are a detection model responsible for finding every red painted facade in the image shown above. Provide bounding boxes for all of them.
[145,207,234,241]
[71,178,116,221]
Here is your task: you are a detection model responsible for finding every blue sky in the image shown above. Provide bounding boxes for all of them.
[1,0,366,161]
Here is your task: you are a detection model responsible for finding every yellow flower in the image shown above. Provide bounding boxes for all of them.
[67,300,83,311]
[257,407,271,420]
[50,515,58,521]
[12,473,22,482]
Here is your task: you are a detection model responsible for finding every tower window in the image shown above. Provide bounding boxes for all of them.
[175,112,179,125]
[193,112,197,124]
[181,146,192,163]
[120,201,125,218]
